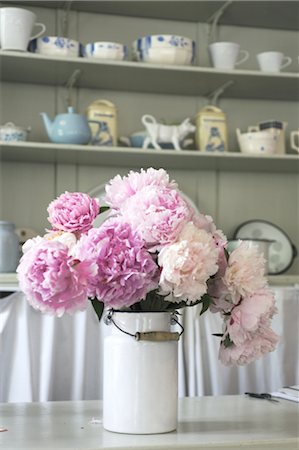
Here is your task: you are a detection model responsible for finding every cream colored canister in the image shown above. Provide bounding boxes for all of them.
[86,99,117,146]
[195,106,228,152]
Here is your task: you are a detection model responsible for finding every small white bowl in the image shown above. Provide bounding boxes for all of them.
[31,36,80,57]
[132,34,194,51]
[134,47,194,66]
[236,129,278,155]
[84,42,127,60]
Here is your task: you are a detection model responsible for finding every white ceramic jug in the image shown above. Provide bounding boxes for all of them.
[0,7,46,51]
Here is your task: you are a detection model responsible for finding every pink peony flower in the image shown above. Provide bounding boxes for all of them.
[158,222,219,304]
[219,326,279,366]
[208,277,233,313]
[222,242,267,304]
[227,289,277,345]
[104,168,177,210]
[16,167,280,368]
[17,239,96,317]
[193,213,228,276]
[47,192,99,233]
[75,218,159,309]
[118,185,192,250]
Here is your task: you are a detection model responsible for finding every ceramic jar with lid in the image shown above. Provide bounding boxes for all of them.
[195,106,228,152]
[86,100,118,146]
[258,120,287,154]
[0,221,19,273]
[0,122,31,142]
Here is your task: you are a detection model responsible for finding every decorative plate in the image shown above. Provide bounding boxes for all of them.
[233,219,297,275]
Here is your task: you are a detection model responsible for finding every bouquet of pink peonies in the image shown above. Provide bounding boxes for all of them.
[17,168,279,366]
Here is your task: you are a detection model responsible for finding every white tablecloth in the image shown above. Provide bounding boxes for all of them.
[0,287,298,402]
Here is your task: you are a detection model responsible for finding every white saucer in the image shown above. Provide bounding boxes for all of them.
[234,219,297,275]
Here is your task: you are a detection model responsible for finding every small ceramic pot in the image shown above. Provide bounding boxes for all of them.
[236,128,278,155]
[0,122,31,142]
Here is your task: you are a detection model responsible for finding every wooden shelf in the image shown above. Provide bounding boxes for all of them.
[1,273,298,293]
[10,1,299,31]
[1,141,298,173]
[1,51,298,101]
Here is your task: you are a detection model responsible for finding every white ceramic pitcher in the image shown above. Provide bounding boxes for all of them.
[0,7,46,51]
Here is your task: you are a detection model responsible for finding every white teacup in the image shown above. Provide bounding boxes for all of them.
[290,131,299,153]
[209,41,249,70]
[0,7,46,51]
[257,51,292,72]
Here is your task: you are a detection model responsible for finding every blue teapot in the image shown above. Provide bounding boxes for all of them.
[41,106,101,145]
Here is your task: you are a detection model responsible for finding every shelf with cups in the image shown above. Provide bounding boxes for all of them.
[1,50,299,101]
[9,1,299,31]
[1,141,298,173]
[1,272,298,293]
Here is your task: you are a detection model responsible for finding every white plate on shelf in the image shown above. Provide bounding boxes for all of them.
[233,219,297,275]
[88,182,200,228]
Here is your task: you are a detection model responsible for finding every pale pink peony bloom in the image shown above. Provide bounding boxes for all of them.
[193,213,228,277]
[23,232,77,255]
[17,240,96,317]
[219,326,279,366]
[227,289,277,345]
[22,235,44,253]
[75,218,159,309]
[119,185,192,251]
[223,242,267,304]
[193,214,227,244]
[47,192,99,233]
[158,222,219,304]
[44,231,77,251]
[104,168,177,210]
[208,278,233,314]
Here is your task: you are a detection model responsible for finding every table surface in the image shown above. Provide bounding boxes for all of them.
[0,396,298,450]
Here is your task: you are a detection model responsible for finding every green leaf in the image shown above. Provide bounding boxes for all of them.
[89,297,104,322]
[200,294,214,316]
[223,334,234,348]
[99,206,110,214]
[224,247,230,262]
[137,290,171,312]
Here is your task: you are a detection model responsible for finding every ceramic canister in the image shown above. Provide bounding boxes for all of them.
[86,100,117,146]
[103,311,178,434]
[195,106,228,152]
[0,221,19,272]
[258,120,287,154]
